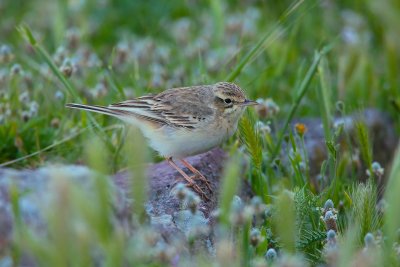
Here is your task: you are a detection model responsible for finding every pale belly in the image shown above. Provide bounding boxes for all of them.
[142,123,237,158]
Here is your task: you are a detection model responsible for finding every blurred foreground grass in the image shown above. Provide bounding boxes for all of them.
[1,0,400,266]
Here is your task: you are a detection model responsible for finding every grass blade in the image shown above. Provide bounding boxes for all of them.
[225,0,309,82]
[17,24,111,146]
[17,24,79,100]
[383,144,400,264]
[219,152,241,227]
[0,125,122,167]
[270,45,333,162]
[317,57,333,140]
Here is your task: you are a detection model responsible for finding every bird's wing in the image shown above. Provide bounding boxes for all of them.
[109,86,215,129]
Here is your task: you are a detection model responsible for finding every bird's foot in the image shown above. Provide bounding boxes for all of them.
[167,157,210,201]
[190,174,212,191]
[180,159,213,191]
[173,177,211,201]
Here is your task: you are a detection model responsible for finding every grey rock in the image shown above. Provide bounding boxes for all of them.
[0,148,226,258]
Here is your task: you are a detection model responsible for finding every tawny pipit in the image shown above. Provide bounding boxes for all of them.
[66,82,257,198]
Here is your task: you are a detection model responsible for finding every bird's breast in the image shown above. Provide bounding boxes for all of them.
[142,118,237,158]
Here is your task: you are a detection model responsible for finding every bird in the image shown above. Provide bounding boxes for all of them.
[66,82,258,199]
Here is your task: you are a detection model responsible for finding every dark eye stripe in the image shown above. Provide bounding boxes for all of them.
[215,96,224,103]
[215,96,234,108]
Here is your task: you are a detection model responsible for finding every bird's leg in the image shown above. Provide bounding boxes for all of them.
[166,157,210,200]
[180,159,212,191]
[166,157,195,186]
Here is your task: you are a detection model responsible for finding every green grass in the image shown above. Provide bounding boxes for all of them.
[1,0,400,266]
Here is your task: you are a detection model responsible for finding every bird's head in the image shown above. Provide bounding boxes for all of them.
[212,82,258,119]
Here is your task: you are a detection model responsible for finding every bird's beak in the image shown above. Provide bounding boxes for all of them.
[238,99,259,106]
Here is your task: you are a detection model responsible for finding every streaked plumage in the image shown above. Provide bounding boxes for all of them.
[66,82,257,159]
[67,82,257,199]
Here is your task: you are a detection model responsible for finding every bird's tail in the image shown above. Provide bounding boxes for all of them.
[66,103,164,129]
[65,103,124,118]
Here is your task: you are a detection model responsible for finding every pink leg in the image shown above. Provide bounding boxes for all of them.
[166,157,210,200]
[180,159,212,191]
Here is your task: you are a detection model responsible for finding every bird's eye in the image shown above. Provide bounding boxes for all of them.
[224,98,232,104]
